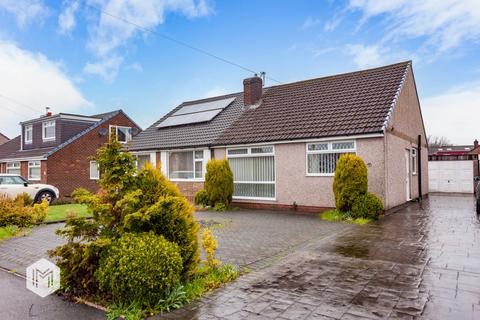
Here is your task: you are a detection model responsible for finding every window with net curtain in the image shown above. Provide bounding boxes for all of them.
[306,141,356,175]
[227,146,275,199]
[168,150,204,180]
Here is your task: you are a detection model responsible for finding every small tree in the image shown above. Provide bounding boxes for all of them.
[333,154,368,212]
[204,159,234,206]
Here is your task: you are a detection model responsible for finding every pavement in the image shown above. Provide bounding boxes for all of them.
[0,194,478,319]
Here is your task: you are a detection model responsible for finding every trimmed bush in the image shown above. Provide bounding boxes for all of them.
[135,162,182,205]
[123,196,200,279]
[194,190,209,207]
[96,233,182,307]
[0,195,48,227]
[351,192,384,220]
[204,160,233,206]
[333,154,368,212]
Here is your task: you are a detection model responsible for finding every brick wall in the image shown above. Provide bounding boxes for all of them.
[174,181,204,202]
[46,113,139,201]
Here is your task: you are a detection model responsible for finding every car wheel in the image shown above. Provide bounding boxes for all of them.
[37,191,54,204]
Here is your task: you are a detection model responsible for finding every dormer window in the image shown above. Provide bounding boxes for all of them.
[25,125,33,144]
[42,120,56,141]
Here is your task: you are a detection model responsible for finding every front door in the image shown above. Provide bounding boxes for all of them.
[405,149,411,201]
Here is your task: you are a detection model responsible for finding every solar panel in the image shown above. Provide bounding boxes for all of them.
[157,97,235,128]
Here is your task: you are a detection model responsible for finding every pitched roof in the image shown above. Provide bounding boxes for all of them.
[0,110,139,161]
[214,61,411,145]
[131,92,246,151]
[0,132,9,141]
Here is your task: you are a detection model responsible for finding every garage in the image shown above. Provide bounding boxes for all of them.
[429,160,473,193]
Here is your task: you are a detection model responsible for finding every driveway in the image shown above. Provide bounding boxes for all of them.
[162,194,480,320]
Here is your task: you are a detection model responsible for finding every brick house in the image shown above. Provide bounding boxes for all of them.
[0,110,141,201]
[131,61,428,211]
[0,133,9,145]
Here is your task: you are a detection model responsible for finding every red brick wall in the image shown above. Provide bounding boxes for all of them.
[20,161,28,179]
[46,113,139,201]
[174,181,204,202]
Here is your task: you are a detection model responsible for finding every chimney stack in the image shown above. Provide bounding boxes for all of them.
[243,76,263,106]
[46,107,52,117]
[474,139,479,149]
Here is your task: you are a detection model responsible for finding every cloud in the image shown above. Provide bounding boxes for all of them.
[125,62,143,72]
[58,1,79,34]
[202,86,228,98]
[345,44,384,68]
[301,16,320,30]
[348,0,480,52]
[0,0,49,27]
[84,0,212,80]
[83,55,124,82]
[0,40,92,138]
[421,82,480,144]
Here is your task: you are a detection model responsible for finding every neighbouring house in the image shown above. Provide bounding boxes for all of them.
[131,61,428,211]
[0,110,141,201]
[428,139,479,193]
[0,133,9,145]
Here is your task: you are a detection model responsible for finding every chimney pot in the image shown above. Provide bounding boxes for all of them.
[474,139,479,149]
[243,76,263,106]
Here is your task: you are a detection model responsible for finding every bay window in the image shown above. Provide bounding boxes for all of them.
[306,140,356,176]
[168,150,205,180]
[28,161,41,180]
[6,162,20,175]
[227,146,275,200]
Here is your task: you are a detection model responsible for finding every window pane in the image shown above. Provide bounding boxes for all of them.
[332,141,354,150]
[195,150,204,159]
[234,183,275,198]
[251,146,273,154]
[195,161,203,178]
[117,127,127,142]
[308,143,328,151]
[228,149,248,155]
[90,161,100,179]
[169,151,194,179]
[308,153,351,174]
[137,155,150,170]
[229,156,274,182]
[29,167,40,180]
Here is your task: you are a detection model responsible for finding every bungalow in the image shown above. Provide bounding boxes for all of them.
[0,110,141,201]
[131,61,428,211]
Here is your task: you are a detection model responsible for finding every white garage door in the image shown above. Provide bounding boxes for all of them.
[429,161,473,193]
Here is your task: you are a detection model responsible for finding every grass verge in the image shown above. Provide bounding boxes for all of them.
[0,225,31,242]
[106,263,240,320]
[46,204,90,222]
[320,209,376,225]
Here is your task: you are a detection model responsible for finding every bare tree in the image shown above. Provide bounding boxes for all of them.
[427,135,452,147]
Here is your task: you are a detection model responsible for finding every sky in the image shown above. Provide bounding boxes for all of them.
[0,0,479,145]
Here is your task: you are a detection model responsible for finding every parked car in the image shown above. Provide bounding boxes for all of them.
[0,174,59,203]
[475,176,480,214]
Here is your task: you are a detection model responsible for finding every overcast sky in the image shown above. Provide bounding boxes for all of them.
[0,0,479,144]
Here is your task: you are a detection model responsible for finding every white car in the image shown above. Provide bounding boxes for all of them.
[0,174,59,203]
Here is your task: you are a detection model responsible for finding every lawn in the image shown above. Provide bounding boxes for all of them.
[46,204,90,222]
[0,225,30,242]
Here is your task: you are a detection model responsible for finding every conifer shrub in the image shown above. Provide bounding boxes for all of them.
[96,232,182,307]
[201,228,220,269]
[204,159,234,206]
[194,190,209,207]
[0,195,48,227]
[122,195,200,279]
[333,154,368,212]
[351,192,384,220]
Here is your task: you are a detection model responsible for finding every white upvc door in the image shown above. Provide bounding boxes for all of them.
[405,149,411,201]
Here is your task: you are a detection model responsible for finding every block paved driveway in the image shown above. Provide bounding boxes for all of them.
[162,194,480,320]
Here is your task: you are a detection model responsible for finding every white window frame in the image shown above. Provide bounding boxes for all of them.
[109,125,132,144]
[90,161,100,180]
[411,148,417,175]
[25,125,33,144]
[227,145,276,201]
[133,152,157,170]
[306,140,356,177]
[28,161,41,181]
[42,120,56,141]
[168,149,209,182]
[6,162,21,175]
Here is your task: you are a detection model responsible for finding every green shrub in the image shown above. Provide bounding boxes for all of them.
[135,162,182,205]
[14,193,34,206]
[204,160,233,206]
[333,154,368,212]
[123,196,200,279]
[351,192,384,220]
[96,233,182,307]
[0,195,48,227]
[194,190,209,207]
[213,203,227,211]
